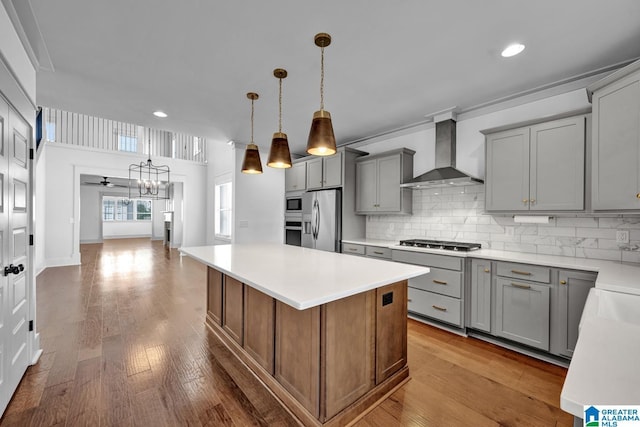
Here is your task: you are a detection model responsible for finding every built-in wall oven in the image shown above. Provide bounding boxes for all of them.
[284,214,302,246]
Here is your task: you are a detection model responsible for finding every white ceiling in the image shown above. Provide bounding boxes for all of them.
[27,0,640,157]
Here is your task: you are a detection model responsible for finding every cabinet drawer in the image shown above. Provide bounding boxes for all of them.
[342,243,365,255]
[365,246,392,259]
[407,288,462,327]
[392,250,462,271]
[496,262,551,284]
[408,268,462,298]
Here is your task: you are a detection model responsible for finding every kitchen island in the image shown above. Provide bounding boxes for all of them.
[180,243,429,427]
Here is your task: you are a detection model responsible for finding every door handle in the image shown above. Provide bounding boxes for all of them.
[3,264,23,276]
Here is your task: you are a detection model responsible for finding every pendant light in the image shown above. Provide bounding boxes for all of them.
[128,129,170,199]
[307,32,337,156]
[267,68,292,168]
[241,92,263,174]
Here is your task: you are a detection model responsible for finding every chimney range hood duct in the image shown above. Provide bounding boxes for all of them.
[401,118,483,189]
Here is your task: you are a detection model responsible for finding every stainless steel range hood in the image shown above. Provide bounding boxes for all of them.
[401,118,483,189]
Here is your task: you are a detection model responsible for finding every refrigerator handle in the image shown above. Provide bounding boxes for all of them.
[312,199,320,239]
[314,200,320,240]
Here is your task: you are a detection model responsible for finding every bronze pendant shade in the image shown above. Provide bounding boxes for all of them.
[306,33,337,156]
[241,92,263,174]
[267,68,292,168]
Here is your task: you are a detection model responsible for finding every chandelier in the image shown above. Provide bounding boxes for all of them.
[129,131,170,199]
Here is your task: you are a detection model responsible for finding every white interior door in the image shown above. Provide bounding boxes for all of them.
[0,97,31,414]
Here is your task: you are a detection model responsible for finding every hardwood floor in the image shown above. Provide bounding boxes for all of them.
[0,239,573,426]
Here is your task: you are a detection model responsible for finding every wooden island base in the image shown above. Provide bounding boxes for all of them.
[206,267,409,427]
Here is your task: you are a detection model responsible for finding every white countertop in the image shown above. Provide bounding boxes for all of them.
[342,238,640,295]
[560,288,640,417]
[180,243,429,310]
[343,237,640,418]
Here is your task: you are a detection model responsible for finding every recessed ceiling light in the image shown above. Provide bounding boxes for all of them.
[153,111,168,118]
[501,43,525,58]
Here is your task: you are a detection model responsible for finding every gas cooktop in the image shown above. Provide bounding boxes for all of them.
[398,239,481,252]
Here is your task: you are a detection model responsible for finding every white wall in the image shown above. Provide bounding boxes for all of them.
[38,142,207,268]
[103,221,152,239]
[79,185,101,243]
[232,145,284,244]
[0,2,36,112]
[79,185,164,243]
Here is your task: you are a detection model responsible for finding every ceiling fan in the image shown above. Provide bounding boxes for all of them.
[82,176,128,188]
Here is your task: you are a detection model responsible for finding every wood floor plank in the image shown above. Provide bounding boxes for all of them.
[0,239,574,427]
[65,357,101,426]
[27,381,74,426]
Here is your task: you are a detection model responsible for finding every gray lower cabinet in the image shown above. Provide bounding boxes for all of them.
[494,277,550,351]
[550,270,596,358]
[469,259,492,333]
[341,243,392,260]
[392,250,464,328]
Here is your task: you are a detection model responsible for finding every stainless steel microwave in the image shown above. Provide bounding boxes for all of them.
[285,196,303,213]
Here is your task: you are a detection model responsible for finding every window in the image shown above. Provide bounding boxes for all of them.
[118,134,137,152]
[45,122,56,142]
[102,197,151,221]
[136,200,151,220]
[215,179,232,239]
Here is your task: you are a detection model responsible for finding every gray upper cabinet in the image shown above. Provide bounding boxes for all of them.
[355,149,414,215]
[285,161,306,192]
[589,63,640,210]
[485,127,530,211]
[550,270,596,358]
[469,259,492,333]
[306,152,343,190]
[485,115,586,212]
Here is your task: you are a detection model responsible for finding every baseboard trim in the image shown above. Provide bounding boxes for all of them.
[45,255,81,268]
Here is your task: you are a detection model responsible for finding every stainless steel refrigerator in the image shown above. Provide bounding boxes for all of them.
[301,189,341,252]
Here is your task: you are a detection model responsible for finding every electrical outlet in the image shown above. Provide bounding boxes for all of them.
[616,230,630,244]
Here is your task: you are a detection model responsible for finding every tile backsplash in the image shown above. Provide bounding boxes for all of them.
[365,185,640,264]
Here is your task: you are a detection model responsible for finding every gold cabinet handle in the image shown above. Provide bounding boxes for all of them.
[432,279,448,285]
[560,280,567,285]
[522,198,529,204]
[636,193,640,199]
[530,199,536,204]
[407,298,413,302]
[511,282,531,290]
[511,269,532,276]
[484,268,490,273]
[373,251,384,255]
[432,305,447,312]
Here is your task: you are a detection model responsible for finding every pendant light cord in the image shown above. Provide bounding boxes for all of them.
[250,98,255,144]
[320,46,325,111]
[278,77,283,133]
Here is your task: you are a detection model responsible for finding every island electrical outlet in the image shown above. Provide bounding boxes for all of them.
[616,230,630,244]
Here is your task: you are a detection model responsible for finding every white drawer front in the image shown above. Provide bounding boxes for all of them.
[408,268,462,298]
[365,246,392,259]
[408,288,462,327]
[342,243,365,255]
